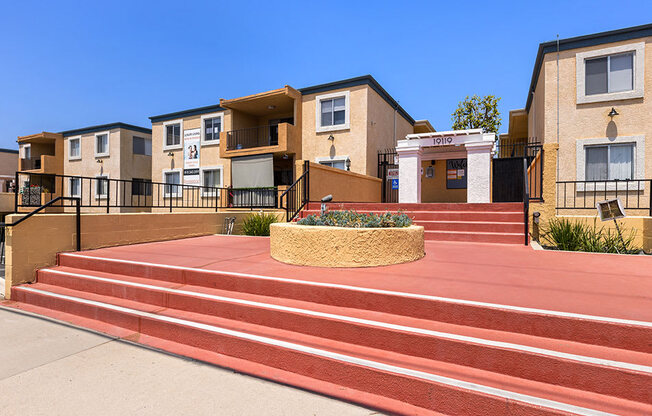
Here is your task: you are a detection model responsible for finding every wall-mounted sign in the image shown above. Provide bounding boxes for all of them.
[391,178,399,190]
[596,199,625,221]
[446,159,467,189]
[386,168,399,180]
[431,137,454,146]
[425,165,434,178]
[183,128,200,185]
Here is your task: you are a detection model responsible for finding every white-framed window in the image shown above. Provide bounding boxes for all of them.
[163,120,183,150]
[316,156,350,171]
[201,113,223,145]
[576,42,645,104]
[315,91,350,132]
[95,132,110,157]
[21,144,31,160]
[68,136,81,160]
[201,166,223,196]
[162,169,182,197]
[133,136,152,156]
[585,143,634,181]
[68,177,81,197]
[95,174,109,199]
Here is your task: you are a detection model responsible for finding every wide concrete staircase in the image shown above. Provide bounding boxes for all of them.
[300,202,526,244]
[4,252,651,415]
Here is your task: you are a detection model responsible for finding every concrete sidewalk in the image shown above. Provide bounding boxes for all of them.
[0,308,381,416]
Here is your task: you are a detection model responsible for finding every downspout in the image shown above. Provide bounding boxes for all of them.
[556,34,560,215]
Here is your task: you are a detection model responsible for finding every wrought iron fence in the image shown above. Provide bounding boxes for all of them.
[280,161,309,221]
[14,172,282,212]
[378,148,398,203]
[556,179,652,216]
[226,125,279,150]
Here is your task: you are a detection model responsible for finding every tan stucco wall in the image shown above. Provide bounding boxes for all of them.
[420,160,466,203]
[3,210,261,298]
[0,192,13,214]
[0,151,18,177]
[305,162,381,203]
[270,223,424,267]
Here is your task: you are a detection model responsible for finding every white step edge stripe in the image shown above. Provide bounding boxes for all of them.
[60,252,652,329]
[19,286,617,416]
[43,268,652,375]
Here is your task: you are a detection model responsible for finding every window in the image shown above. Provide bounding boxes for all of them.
[95,175,109,199]
[69,137,81,160]
[201,168,222,196]
[165,123,181,148]
[203,116,222,143]
[585,53,633,96]
[69,177,81,197]
[132,178,152,196]
[133,136,152,156]
[95,133,109,157]
[319,159,347,170]
[315,91,350,132]
[585,144,634,181]
[164,170,181,197]
[23,145,31,160]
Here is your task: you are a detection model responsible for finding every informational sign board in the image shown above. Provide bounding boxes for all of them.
[183,128,201,185]
[596,198,626,221]
[387,168,399,180]
[446,159,467,189]
[391,179,399,190]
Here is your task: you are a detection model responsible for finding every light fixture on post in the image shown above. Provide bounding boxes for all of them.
[345,158,351,171]
[608,107,619,118]
[327,134,335,142]
[167,151,174,157]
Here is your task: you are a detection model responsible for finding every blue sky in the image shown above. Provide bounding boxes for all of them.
[1,1,650,149]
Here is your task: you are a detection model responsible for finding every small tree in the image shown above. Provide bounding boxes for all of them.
[451,95,502,134]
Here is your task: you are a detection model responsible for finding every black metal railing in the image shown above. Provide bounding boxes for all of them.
[2,196,81,264]
[522,158,529,246]
[556,179,652,216]
[14,172,281,212]
[378,148,398,203]
[20,157,44,170]
[494,138,542,159]
[226,125,280,151]
[280,161,309,221]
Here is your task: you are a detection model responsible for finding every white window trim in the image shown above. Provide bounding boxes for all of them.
[94,131,110,158]
[576,42,645,104]
[200,112,224,146]
[315,155,350,170]
[575,135,644,191]
[200,165,223,197]
[163,119,184,151]
[132,136,152,156]
[68,136,82,161]
[315,91,350,133]
[21,144,31,159]
[94,174,109,200]
[68,177,81,197]
[162,168,183,198]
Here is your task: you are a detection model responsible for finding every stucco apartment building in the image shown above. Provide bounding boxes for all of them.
[0,148,18,192]
[17,123,152,210]
[503,23,652,223]
[149,75,429,196]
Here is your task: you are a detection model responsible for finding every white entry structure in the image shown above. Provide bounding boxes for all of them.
[396,129,495,203]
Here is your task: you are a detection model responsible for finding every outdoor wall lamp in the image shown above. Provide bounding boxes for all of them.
[608,107,619,118]
[327,134,335,141]
[96,159,103,164]
[533,211,541,224]
[346,159,351,171]
[167,151,174,157]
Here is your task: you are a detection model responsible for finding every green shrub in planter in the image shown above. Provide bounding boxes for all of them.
[297,210,413,228]
[541,217,638,254]
[242,211,279,236]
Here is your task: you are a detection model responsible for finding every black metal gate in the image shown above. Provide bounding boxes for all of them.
[378,149,398,203]
[492,158,525,202]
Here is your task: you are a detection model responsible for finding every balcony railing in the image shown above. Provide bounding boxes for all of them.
[20,157,43,170]
[556,179,652,216]
[226,125,284,151]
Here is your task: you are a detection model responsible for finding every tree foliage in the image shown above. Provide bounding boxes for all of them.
[451,95,502,133]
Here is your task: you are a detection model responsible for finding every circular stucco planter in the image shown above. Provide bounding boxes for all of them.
[270,223,425,268]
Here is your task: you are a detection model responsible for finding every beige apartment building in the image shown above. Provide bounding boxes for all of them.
[0,148,18,192]
[503,23,652,218]
[17,123,152,211]
[149,75,424,201]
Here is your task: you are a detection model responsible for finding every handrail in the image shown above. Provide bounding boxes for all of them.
[523,158,530,246]
[280,161,310,222]
[1,196,81,251]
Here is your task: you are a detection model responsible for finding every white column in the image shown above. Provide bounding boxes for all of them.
[464,142,494,203]
[396,142,422,203]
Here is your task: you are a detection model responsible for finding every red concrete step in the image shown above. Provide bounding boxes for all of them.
[425,230,524,244]
[417,221,523,233]
[8,284,651,416]
[300,209,524,223]
[32,267,652,403]
[55,253,652,353]
[307,202,524,213]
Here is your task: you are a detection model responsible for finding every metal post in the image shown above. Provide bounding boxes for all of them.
[14,171,18,212]
[106,179,110,213]
[75,198,81,251]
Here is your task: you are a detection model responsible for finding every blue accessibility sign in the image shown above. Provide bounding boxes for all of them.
[391,178,399,190]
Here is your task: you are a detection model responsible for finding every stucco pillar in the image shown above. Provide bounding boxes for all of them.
[464,142,493,203]
[397,144,422,203]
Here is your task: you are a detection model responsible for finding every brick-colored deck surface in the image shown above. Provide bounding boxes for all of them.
[81,235,652,322]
